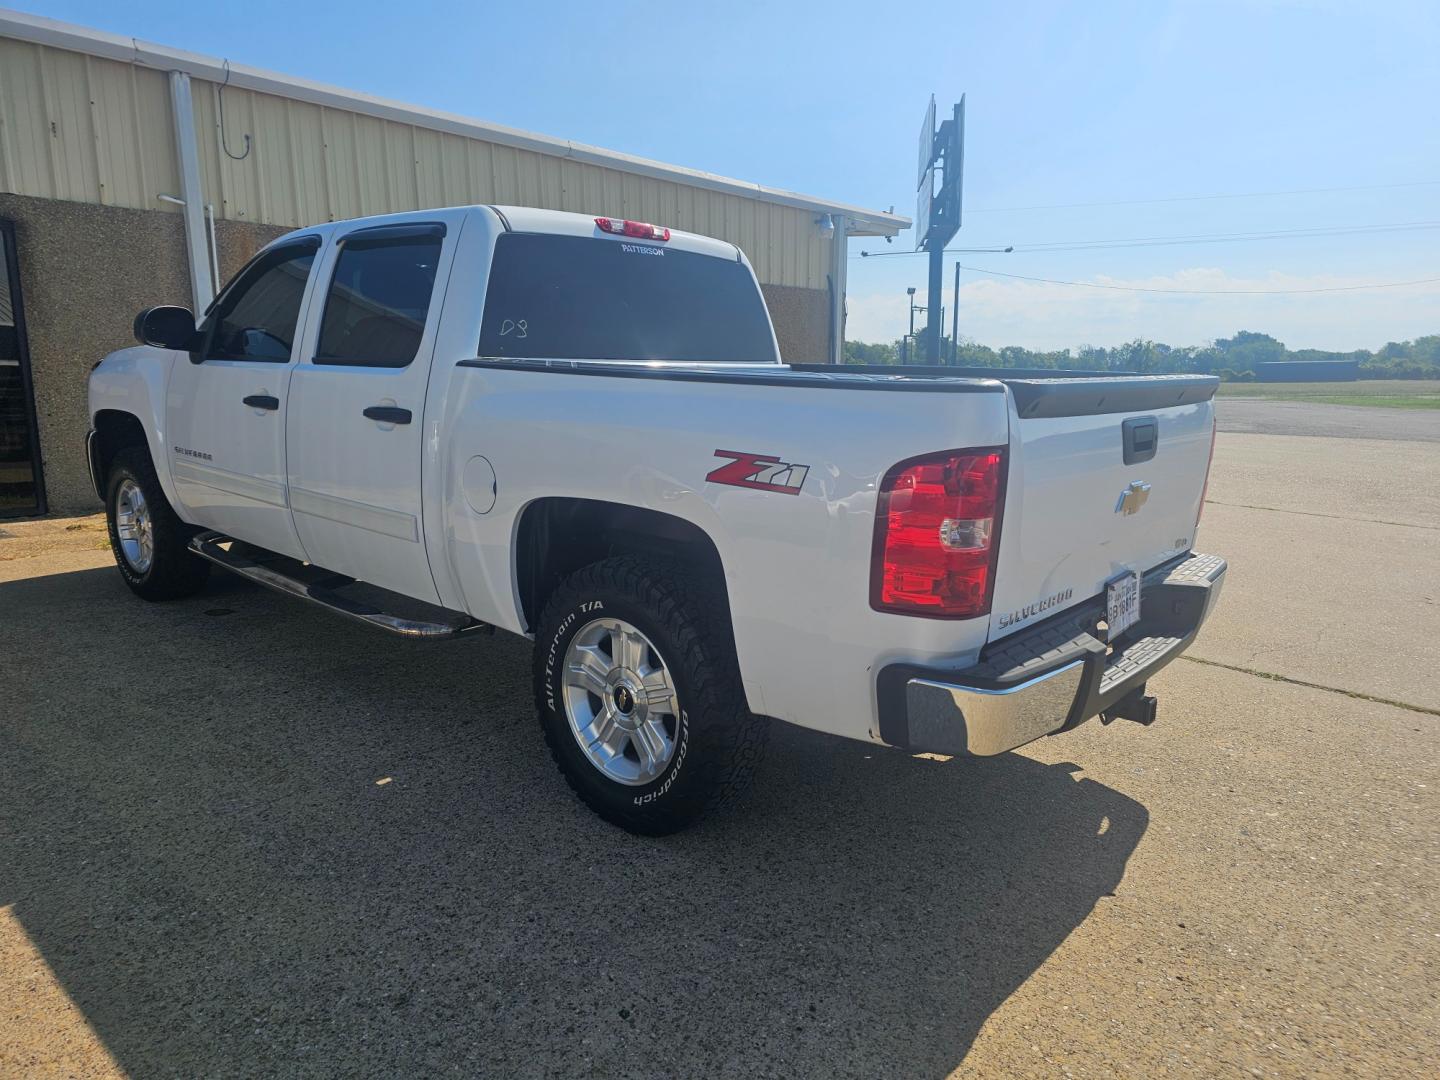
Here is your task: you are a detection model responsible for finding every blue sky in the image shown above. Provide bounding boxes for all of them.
[27,0,1440,350]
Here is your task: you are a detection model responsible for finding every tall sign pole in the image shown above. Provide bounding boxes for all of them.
[926,235,944,364]
[915,94,965,364]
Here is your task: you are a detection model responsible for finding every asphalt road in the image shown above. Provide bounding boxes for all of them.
[2,417,1436,1078]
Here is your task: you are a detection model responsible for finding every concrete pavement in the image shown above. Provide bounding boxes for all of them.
[2,422,1436,1078]
[1215,398,1440,442]
[1195,431,1440,713]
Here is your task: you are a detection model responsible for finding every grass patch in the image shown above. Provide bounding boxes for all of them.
[1217,379,1440,409]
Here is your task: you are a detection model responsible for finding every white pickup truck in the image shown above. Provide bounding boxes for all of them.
[87,205,1226,834]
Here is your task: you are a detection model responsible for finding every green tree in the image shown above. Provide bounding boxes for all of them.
[843,339,899,365]
[840,330,1439,379]
[1214,331,1285,370]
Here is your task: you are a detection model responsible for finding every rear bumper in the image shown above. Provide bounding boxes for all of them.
[876,552,1227,756]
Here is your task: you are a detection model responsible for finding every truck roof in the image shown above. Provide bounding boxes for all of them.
[491,206,742,262]
[269,205,743,264]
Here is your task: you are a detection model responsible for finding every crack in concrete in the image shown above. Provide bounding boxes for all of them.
[1205,500,1439,531]
[1179,655,1440,717]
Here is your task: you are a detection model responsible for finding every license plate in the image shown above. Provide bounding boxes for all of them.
[1106,570,1142,640]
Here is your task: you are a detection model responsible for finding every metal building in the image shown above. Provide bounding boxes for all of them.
[0,9,906,515]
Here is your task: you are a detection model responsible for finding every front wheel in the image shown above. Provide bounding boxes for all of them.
[104,447,210,601]
[534,557,768,835]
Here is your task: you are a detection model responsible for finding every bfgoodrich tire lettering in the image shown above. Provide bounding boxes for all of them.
[534,556,768,835]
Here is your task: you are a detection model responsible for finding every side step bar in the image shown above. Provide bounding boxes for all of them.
[188,531,490,640]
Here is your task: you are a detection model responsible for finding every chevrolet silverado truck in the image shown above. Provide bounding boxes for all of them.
[86,205,1226,834]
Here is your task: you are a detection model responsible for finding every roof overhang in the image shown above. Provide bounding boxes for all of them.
[0,9,910,238]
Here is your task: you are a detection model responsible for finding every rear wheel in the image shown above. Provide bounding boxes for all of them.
[534,556,768,835]
[105,448,210,601]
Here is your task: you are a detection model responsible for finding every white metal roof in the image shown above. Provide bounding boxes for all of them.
[0,8,909,238]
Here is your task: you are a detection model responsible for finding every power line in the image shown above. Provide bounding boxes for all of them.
[969,179,1440,214]
[1017,220,1440,253]
[953,265,1440,296]
[850,219,1440,260]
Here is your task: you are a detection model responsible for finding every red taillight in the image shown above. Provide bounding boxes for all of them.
[1195,416,1217,531]
[871,448,1007,618]
[595,217,671,241]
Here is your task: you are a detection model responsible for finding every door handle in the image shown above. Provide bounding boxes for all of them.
[1121,415,1159,465]
[363,405,412,424]
[243,394,280,411]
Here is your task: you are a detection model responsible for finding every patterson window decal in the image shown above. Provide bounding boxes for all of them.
[706,450,810,495]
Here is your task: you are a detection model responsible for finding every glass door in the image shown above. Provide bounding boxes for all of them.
[1,219,45,517]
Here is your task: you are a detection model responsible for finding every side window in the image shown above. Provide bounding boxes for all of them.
[314,226,444,368]
[204,240,318,363]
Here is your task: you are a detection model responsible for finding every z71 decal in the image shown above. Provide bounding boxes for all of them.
[706,450,810,495]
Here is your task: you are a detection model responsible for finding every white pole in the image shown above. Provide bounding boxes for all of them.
[205,203,220,299]
[829,214,847,363]
[167,71,213,312]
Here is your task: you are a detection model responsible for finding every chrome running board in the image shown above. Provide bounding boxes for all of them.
[188,531,489,640]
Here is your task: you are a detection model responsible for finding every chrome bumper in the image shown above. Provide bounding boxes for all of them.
[878,552,1227,757]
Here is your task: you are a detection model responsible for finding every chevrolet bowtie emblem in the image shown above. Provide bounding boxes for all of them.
[1115,481,1152,515]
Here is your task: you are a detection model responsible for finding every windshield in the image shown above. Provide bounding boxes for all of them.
[479,232,778,364]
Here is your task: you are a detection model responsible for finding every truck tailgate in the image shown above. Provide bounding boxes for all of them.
[987,374,1218,643]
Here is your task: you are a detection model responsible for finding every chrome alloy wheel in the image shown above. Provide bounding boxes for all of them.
[562,617,682,786]
[115,478,155,574]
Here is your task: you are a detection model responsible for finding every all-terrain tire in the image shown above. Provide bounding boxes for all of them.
[534,556,768,835]
[105,447,211,601]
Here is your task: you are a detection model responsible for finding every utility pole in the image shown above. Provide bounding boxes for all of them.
[952,262,960,364]
[903,286,917,364]
[944,248,1012,363]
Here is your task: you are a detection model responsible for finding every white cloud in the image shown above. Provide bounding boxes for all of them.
[844,267,1440,352]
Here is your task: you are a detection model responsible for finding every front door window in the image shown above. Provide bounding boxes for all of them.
[199,240,319,363]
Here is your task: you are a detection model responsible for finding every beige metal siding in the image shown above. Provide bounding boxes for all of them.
[187,79,830,287]
[0,40,830,288]
[0,39,179,211]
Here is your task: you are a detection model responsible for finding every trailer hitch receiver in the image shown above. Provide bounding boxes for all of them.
[1101,685,1158,727]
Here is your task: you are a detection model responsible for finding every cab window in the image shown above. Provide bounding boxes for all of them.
[203,239,319,363]
[315,225,444,368]
[479,232,778,364]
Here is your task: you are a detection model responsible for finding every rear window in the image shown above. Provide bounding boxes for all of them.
[479,232,778,363]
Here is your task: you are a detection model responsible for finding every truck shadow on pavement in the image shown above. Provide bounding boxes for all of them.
[1,566,1149,1079]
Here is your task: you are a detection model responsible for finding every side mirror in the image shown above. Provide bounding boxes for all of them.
[133,305,199,351]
